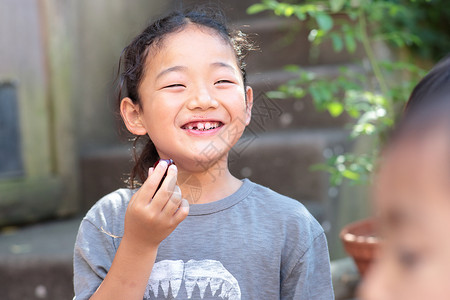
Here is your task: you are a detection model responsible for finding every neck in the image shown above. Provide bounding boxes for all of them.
[176,157,242,204]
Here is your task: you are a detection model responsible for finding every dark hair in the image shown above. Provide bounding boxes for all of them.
[388,54,450,145]
[403,54,450,116]
[116,7,255,187]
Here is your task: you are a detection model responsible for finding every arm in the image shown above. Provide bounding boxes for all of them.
[75,162,189,300]
[280,232,335,300]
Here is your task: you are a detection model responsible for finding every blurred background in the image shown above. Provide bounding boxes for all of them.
[0,0,447,299]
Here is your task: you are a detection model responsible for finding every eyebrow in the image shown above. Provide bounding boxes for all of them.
[385,206,416,229]
[155,66,188,81]
[211,62,236,71]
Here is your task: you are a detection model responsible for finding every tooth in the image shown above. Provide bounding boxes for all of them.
[197,123,204,130]
[184,277,196,298]
[205,122,211,130]
[148,279,160,297]
[160,279,170,298]
[188,125,193,130]
[170,278,182,298]
[209,278,222,296]
[197,278,210,298]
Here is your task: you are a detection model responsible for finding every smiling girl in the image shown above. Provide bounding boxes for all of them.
[73,7,333,300]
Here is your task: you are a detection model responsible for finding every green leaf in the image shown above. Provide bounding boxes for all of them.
[247,4,268,15]
[342,169,360,180]
[344,33,357,53]
[327,101,344,117]
[294,10,307,20]
[266,91,287,99]
[347,108,360,118]
[315,13,333,31]
[283,64,300,72]
[331,0,346,12]
[330,32,344,52]
[284,6,295,17]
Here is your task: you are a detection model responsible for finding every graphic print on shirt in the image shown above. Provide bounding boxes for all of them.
[144,259,241,299]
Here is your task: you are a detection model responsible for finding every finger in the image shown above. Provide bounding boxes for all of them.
[148,167,154,177]
[160,163,178,197]
[138,161,168,204]
[162,185,182,217]
[127,167,153,207]
[173,198,189,224]
[151,163,178,211]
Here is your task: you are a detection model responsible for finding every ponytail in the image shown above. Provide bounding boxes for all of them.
[129,136,159,188]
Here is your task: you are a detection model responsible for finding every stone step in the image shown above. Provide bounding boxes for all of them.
[0,218,80,299]
[237,16,366,73]
[247,64,361,131]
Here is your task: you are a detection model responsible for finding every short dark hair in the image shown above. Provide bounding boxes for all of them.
[389,54,450,145]
[403,54,450,117]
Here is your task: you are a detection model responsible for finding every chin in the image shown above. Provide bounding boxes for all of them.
[176,154,228,174]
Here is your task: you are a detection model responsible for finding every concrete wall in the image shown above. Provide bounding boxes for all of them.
[74,0,171,152]
[0,0,172,226]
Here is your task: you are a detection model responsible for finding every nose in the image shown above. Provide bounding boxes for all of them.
[186,86,219,110]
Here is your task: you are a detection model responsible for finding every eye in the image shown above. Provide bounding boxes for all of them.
[215,79,234,85]
[164,83,185,89]
[396,247,421,270]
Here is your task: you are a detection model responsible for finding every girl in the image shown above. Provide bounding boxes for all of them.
[73,8,334,300]
[360,56,450,300]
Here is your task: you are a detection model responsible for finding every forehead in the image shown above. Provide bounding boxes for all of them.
[375,128,450,224]
[381,129,448,181]
[149,24,235,62]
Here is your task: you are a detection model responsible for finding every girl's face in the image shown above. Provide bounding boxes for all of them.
[360,129,450,300]
[121,24,252,172]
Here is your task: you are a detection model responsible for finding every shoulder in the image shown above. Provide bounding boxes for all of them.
[245,180,324,238]
[82,188,135,230]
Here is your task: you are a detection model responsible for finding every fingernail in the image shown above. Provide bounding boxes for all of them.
[158,160,168,169]
[148,167,154,175]
[181,198,190,209]
[168,164,177,172]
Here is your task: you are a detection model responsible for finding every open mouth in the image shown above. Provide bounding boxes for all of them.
[181,121,224,131]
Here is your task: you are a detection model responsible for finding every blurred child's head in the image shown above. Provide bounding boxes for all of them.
[116,7,255,186]
[361,55,450,300]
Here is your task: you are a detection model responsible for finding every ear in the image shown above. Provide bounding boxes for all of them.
[244,86,253,126]
[120,97,147,135]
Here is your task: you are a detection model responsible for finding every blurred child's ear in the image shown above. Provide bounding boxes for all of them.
[245,86,253,126]
[120,97,147,135]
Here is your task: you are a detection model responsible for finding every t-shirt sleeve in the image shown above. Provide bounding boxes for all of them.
[73,218,119,300]
[280,231,335,300]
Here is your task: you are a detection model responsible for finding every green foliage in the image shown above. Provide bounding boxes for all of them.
[248,0,437,186]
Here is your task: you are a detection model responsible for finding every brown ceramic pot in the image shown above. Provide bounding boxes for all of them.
[340,218,380,277]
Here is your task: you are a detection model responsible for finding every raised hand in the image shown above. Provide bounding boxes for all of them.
[122,160,190,252]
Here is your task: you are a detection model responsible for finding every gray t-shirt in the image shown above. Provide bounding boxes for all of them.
[73,179,334,299]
